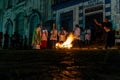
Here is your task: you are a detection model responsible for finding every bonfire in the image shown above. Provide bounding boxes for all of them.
[56,33,75,49]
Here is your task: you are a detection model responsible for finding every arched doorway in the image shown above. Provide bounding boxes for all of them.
[29,13,41,47]
[85,5,103,44]
[5,19,13,37]
[15,13,24,48]
[16,13,24,36]
[4,19,13,48]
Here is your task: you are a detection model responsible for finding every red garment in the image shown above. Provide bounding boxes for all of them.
[41,40,47,48]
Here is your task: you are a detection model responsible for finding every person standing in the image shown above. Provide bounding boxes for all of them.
[3,32,9,49]
[94,17,113,49]
[41,26,48,49]
[58,26,67,44]
[73,24,81,48]
[50,23,58,49]
[31,24,41,49]
[85,26,91,48]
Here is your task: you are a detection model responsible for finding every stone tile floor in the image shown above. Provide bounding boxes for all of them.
[0,49,120,80]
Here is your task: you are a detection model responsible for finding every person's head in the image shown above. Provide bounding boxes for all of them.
[42,26,46,30]
[37,24,42,28]
[61,26,64,30]
[53,23,56,30]
[103,16,109,22]
[75,24,80,28]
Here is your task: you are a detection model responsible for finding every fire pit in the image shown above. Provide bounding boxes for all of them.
[56,33,74,49]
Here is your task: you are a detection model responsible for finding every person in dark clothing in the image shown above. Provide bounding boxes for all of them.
[11,33,16,49]
[24,35,27,49]
[15,32,20,49]
[12,32,20,49]
[3,32,9,49]
[94,17,114,49]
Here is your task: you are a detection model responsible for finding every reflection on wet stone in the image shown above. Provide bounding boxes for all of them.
[0,50,120,80]
[51,66,82,80]
[50,53,84,80]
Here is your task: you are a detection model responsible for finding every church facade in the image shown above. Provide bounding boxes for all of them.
[0,0,52,48]
[0,0,120,48]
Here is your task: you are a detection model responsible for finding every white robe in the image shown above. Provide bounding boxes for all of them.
[74,27,80,40]
[41,29,48,41]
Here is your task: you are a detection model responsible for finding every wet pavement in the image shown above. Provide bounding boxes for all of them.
[0,49,120,80]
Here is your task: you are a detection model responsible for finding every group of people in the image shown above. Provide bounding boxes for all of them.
[31,23,67,49]
[32,16,115,49]
[31,24,48,49]
[3,31,24,49]
[31,23,91,49]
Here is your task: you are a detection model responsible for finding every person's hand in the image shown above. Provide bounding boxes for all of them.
[94,18,102,27]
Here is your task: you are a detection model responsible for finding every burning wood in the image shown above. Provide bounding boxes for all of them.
[56,33,74,49]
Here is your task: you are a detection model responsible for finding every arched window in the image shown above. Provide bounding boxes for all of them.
[16,13,24,36]
[29,13,41,46]
[7,0,12,8]
[30,15,40,35]
[5,19,13,47]
[5,19,13,37]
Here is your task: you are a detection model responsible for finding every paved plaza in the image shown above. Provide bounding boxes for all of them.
[0,49,120,80]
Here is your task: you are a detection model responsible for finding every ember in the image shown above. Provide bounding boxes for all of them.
[56,33,74,49]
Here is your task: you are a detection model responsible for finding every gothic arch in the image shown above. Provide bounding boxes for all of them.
[5,19,13,37]
[15,12,24,36]
[28,11,42,45]
[4,19,13,48]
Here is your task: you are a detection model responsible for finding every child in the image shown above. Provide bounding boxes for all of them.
[41,26,48,49]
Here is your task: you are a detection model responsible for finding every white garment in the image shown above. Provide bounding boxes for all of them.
[50,29,58,40]
[74,27,80,40]
[41,29,48,41]
[85,29,91,40]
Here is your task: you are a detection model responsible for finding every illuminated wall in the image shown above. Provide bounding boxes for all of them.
[111,0,120,30]
[52,0,120,31]
[0,0,52,47]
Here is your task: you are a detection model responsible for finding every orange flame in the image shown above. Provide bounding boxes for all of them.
[56,33,74,49]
